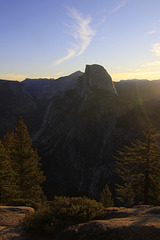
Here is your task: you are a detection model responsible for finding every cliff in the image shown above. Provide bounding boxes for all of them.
[1,64,160,198]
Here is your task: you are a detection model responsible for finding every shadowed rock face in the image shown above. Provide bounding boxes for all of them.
[23,71,83,100]
[0,80,37,138]
[35,65,119,198]
[79,64,117,97]
[85,64,117,91]
[1,65,160,199]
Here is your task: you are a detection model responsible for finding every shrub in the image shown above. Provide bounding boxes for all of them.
[24,196,105,236]
[6,198,41,210]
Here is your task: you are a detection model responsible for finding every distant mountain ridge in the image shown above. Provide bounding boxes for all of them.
[1,64,160,199]
[23,71,83,99]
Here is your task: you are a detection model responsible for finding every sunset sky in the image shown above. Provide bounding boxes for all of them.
[0,0,160,81]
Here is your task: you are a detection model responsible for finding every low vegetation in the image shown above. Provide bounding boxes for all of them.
[6,198,43,210]
[24,196,106,237]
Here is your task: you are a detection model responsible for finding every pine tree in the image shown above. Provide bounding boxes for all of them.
[0,140,18,204]
[3,117,46,204]
[99,184,114,207]
[115,128,160,206]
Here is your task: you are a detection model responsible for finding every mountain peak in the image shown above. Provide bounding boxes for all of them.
[82,64,117,94]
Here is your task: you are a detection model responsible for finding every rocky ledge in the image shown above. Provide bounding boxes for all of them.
[58,206,160,240]
[1,205,160,240]
[0,206,34,240]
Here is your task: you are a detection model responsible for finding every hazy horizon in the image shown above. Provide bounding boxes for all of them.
[1,66,160,83]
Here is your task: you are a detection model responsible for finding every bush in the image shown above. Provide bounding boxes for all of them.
[24,196,105,236]
[6,198,41,210]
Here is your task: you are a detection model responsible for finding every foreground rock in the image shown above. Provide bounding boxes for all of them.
[1,205,160,240]
[0,206,34,240]
[58,206,160,240]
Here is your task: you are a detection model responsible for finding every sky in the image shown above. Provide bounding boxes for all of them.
[0,0,160,81]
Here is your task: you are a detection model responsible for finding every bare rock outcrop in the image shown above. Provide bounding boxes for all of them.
[1,205,160,240]
[57,206,160,240]
[78,64,117,97]
[0,206,34,240]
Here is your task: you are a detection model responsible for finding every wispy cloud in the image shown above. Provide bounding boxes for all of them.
[142,61,160,67]
[112,0,129,13]
[53,72,64,78]
[152,43,160,56]
[56,49,76,65]
[147,29,156,35]
[55,7,95,65]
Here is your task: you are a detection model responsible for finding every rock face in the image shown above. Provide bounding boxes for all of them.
[79,64,117,96]
[58,206,160,240]
[0,80,37,138]
[1,64,160,199]
[34,64,119,198]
